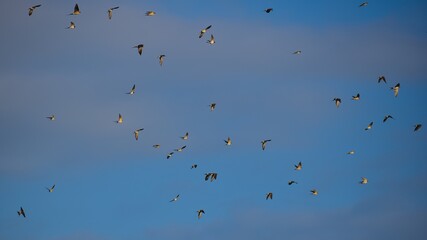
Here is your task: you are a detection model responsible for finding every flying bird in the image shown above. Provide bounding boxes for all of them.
[207,34,215,45]
[46,184,55,193]
[209,103,216,111]
[205,173,218,182]
[153,144,161,149]
[414,124,422,132]
[127,84,136,95]
[261,139,271,150]
[378,76,387,83]
[360,177,368,184]
[134,128,144,140]
[224,137,232,146]
[174,145,186,152]
[199,25,212,38]
[197,209,205,219]
[264,8,273,13]
[383,115,394,123]
[145,11,156,16]
[107,6,119,20]
[352,93,360,101]
[167,152,174,159]
[310,189,318,195]
[359,2,368,7]
[28,4,41,16]
[333,98,341,108]
[116,114,123,124]
[365,121,373,131]
[17,207,26,218]
[191,164,198,169]
[169,194,180,202]
[265,192,273,200]
[391,83,400,97]
[181,132,189,140]
[288,181,298,185]
[294,161,302,171]
[46,115,55,121]
[66,22,76,29]
[133,44,144,55]
[159,55,165,66]
[69,4,80,15]
[293,50,302,55]
[347,150,355,155]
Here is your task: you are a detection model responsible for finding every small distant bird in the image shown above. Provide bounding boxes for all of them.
[333,98,341,108]
[116,114,123,124]
[352,93,360,101]
[264,8,273,13]
[46,115,55,121]
[205,173,218,182]
[181,132,189,140]
[378,76,387,83]
[145,11,156,16]
[209,103,216,111]
[169,194,180,202]
[383,115,394,123]
[293,50,302,55]
[294,161,302,171]
[174,145,186,152]
[224,137,232,146]
[133,44,144,55]
[347,150,355,155]
[365,121,373,131]
[127,84,136,95]
[199,25,212,38]
[159,55,165,66]
[134,128,144,140]
[167,152,174,159]
[46,184,55,193]
[414,124,422,132]
[153,144,161,149]
[197,209,205,219]
[359,2,368,7]
[360,177,368,184]
[288,181,298,185]
[207,34,215,45]
[28,4,41,16]
[69,4,80,15]
[310,189,318,195]
[17,207,26,218]
[107,6,119,20]
[66,22,76,29]
[266,192,273,200]
[191,164,198,169]
[391,83,400,97]
[261,139,271,150]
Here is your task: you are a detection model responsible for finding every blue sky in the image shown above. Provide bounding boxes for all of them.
[1,0,427,239]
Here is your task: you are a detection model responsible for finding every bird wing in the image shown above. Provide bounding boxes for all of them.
[74,4,79,13]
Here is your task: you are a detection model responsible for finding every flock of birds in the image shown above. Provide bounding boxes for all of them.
[17,2,423,222]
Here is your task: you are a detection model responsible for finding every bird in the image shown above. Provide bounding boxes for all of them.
[133,44,144,55]
[266,192,273,200]
[199,25,212,38]
[224,137,232,146]
[46,115,55,121]
[391,83,400,97]
[360,177,368,184]
[46,184,55,193]
[333,98,341,108]
[134,128,144,141]
[69,4,80,15]
[191,164,198,169]
[174,145,186,152]
[28,4,41,16]
[207,34,215,45]
[352,93,360,101]
[310,189,318,195]
[107,6,119,20]
[181,132,189,140]
[293,50,302,55]
[152,144,161,149]
[378,76,387,83]
[204,173,218,182]
[383,115,394,123]
[209,103,216,111]
[264,8,273,13]
[145,11,156,16]
[169,194,180,202]
[126,84,136,95]
[359,2,368,7]
[167,152,174,159]
[347,150,355,155]
[365,121,373,131]
[159,55,165,66]
[261,139,271,150]
[116,114,123,124]
[294,161,302,171]
[414,124,422,132]
[288,181,298,185]
[197,209,205,219]
[17,207,26,218]
[66,22,76,29]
